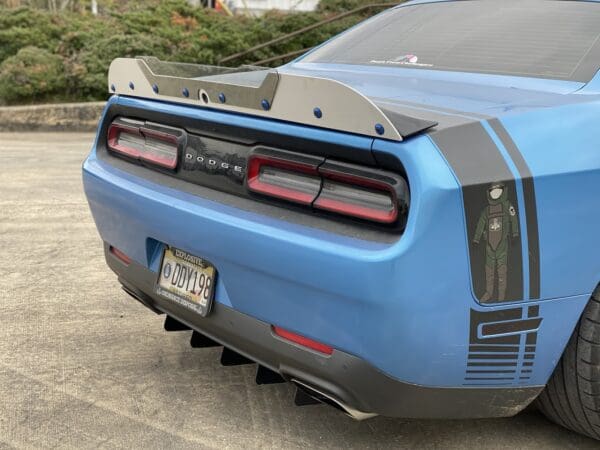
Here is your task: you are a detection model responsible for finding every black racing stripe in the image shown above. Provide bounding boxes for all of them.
[468,354,519,360]
[528,305,540,317]
[464,377,515,381]
[431,122,515,185]
[431,122,524,303]
[467,362,518,367]
[488,119,541,299]
[373,99,480,132]
[466,370,517,374]
[481,318,542,337]
[469,345,520,353]
[379,98,493,121]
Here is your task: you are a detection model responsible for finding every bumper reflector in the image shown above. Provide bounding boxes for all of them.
[272,326,334,355]
[109,246,132,265]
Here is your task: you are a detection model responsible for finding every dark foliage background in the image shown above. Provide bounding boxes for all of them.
[0,0,394,104]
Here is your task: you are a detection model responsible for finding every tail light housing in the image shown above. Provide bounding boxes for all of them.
[107,118,185,170]
[247,149,323,205]
[247,148,409,226]
[314,161,400,224]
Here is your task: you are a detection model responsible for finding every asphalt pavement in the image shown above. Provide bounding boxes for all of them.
[0,133,597,449]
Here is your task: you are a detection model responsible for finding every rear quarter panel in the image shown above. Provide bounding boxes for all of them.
[499,99,600,300]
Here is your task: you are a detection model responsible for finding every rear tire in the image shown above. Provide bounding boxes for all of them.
[536,287,600,440]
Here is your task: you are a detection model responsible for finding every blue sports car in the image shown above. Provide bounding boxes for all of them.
[83,0,600,440]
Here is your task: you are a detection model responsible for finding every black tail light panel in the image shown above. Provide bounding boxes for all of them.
[100,109,410,234]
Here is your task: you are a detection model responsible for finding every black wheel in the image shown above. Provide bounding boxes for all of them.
[536,286,600,440]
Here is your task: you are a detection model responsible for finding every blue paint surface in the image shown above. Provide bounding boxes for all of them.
[497,101,600,300]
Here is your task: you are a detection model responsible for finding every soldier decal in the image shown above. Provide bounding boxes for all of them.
[431,122,525,302]
[473,183,520,303]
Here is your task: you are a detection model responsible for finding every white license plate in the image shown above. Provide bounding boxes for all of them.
[155,247,216,317]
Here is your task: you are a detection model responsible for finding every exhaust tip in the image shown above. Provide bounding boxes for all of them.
[291,379,377,421]
[294,386,322,406]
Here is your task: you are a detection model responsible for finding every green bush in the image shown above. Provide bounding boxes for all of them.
[0,8,62,62]
[317,0,367,13]
[0,46,66,103]
[0,0,393,104]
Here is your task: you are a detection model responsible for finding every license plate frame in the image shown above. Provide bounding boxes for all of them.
[155,247,217,317]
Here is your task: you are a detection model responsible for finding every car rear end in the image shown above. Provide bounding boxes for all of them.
[85,90,543,419]
[82,0,600,421]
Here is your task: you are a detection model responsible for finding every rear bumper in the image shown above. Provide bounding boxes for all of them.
[107,244,542,419]
[82,112,479,390]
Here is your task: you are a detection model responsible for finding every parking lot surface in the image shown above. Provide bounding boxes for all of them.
[0,133,597,449]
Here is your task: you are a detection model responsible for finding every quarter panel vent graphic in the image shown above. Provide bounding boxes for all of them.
[465,306,542,385]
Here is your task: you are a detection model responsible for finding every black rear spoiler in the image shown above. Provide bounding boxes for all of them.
[108,57,437,142]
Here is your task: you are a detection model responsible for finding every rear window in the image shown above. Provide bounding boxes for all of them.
[302,1,600,82]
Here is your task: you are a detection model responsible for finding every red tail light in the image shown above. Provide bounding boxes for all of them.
[247,149,408,225]
[107,119,184,169]
[313,162,399,224]
[247,151,322,205]
[272,326,334,355]
[109,246,131,265]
